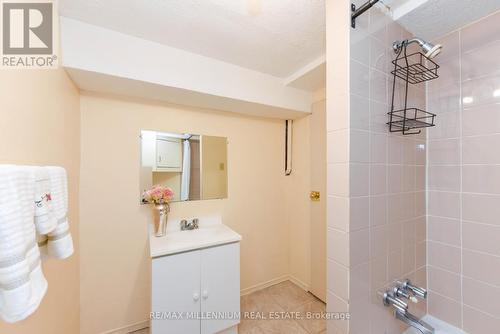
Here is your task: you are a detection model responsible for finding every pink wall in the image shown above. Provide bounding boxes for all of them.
[326,2,427,333]
[427,10,500,333]
[349,5,428,334]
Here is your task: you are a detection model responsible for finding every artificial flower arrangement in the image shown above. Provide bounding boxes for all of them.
[143,185,175,237]
[142,185,175,205]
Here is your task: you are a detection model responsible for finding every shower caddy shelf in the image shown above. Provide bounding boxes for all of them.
[388,45,439,135]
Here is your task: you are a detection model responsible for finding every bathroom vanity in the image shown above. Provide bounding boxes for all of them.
[149,220,241,334]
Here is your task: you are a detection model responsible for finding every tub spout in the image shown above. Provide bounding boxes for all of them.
[395,310,435,334]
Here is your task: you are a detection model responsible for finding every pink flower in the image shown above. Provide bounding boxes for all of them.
[142,185,175,204]
[163,188,174,198]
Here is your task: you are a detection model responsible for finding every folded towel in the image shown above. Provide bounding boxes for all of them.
[33,167,57,235]
[40,167,73,259]
[0,165,48,323]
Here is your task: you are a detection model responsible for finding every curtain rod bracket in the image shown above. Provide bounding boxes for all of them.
[351,0,380,28]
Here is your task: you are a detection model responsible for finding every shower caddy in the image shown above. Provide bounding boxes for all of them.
[388,43,439,135]
[350,0,440,135]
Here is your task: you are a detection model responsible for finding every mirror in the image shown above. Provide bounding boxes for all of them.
[140,130,228,203]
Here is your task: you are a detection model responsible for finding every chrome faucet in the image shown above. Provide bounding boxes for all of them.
[382,280,435,334]
[180,218,199,231]
[399,279,428,300]
[383,291,408,313]
[393,285,419,304]
[395,309,435,334]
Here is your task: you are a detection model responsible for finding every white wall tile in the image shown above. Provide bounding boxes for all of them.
[463,165,500,194]
[463,134,500,164]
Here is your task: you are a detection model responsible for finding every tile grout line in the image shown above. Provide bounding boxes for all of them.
[428,264,500,290]
[367,7,374,331]
[458,28,465,330]
[428,239,500,260]
[425,55,430,318]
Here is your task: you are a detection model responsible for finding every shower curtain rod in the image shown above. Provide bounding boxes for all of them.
[351,0,380,28]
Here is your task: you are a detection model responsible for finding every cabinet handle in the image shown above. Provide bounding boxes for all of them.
[193,292,200,302]
[202,290,208,300]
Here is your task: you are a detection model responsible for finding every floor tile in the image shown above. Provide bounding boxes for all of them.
[239,322,266,334]
[293,299,327,334]
[240,288,284,331]
[257,319,309,334]
[240,280,326,334]
[265,281,316,311]
[241,289,283,313]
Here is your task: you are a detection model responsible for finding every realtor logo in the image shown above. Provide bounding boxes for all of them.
[1,0,57,68]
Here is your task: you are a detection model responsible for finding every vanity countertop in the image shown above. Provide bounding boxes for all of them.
[149,224,242,258]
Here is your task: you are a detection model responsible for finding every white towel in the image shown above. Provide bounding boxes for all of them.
[0,165,48,323]
[39,167,73,260]
[33,167,57,235]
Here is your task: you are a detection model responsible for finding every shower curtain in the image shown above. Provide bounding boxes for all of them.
[180,139,191,201]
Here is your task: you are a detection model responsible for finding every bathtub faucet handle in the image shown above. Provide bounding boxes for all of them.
[383,291,408,314]
[393,286,418,303]
[399,279,427,300]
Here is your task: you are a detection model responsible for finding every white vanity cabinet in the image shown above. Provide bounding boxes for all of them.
[151,242,240,334]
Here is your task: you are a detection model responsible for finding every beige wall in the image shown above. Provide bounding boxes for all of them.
[79,93,293,333]
[0,70,319,333]
[309,98,327,302]
[201,136,228,199]
[285,116,312,289]
[427,11,500,333]
[0,69,80,333]
[281,93,327,297]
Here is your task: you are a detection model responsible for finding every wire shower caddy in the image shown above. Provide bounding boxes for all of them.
[388,44,439,135]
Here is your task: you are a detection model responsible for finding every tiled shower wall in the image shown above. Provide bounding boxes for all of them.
[426,11,500,333]
[326,2,426,333]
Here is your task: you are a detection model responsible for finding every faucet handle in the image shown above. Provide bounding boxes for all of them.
[400,279,427,300]
[383,291,408,313]
[192,218,199,229]
[393,286,418,303]
[180,219,188,230]
[393,286,410,300]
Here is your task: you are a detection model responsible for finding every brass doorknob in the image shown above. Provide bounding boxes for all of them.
[310,191,320,201]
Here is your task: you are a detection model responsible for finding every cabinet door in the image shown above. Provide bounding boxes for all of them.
[156,138,182,170]
[201,243,240,334]
[151,251,201,334]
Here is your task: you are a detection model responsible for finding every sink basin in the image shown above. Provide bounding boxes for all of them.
[149,223,241,258]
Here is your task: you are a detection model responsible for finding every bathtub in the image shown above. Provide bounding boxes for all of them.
[403,315,467,334]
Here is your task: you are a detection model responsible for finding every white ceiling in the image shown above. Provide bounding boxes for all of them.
[59,0,326,78]
[384,0,500,41]
[59,0,500,91]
